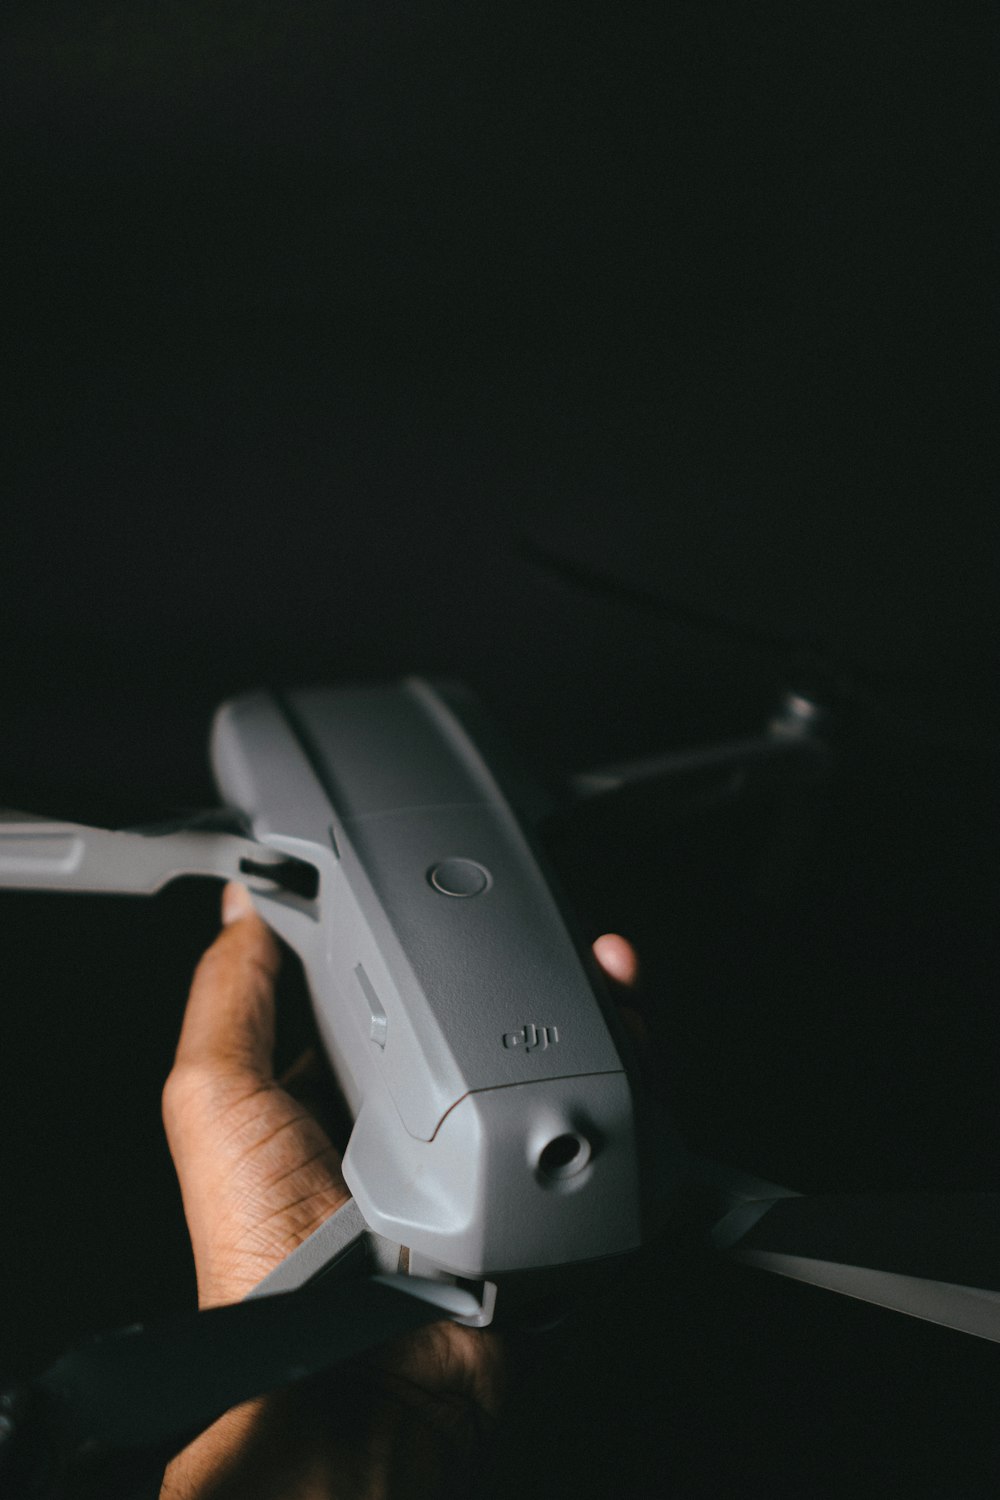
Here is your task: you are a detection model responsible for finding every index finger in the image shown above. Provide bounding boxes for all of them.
[172,883,282,1080]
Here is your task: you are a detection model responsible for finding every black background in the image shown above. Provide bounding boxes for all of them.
[0,4,997,1495]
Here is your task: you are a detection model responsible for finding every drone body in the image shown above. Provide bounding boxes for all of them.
[209,679,654,1312]
[1,679,682,1330]
[2,674,1000,1427]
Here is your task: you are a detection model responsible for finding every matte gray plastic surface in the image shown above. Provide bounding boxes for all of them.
[209,679,643,1277]
[0,815,288,893]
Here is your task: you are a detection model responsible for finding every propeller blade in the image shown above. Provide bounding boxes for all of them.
[714,1191,1000,1344]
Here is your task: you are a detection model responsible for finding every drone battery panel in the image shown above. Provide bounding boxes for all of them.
[210,679,642,1277]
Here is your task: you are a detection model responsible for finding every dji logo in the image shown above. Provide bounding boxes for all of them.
[503,1023,559,1052]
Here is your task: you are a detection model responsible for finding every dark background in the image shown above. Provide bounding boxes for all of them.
[0,4,997,1495]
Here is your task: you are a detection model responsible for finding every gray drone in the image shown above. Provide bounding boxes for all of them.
[1,679,997,1497]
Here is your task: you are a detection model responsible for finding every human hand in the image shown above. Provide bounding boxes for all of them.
[160,884,639,1499]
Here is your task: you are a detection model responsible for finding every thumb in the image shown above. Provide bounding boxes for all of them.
[172,883,282,1081]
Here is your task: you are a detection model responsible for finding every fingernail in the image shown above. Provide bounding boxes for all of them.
[222,881,254,926]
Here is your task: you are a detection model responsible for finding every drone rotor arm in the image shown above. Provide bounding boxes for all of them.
[0,1272,478,1499]
[713,1189,1000,1345]
[0,812,311,898]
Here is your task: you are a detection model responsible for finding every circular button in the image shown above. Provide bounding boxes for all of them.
[428,858,491,897]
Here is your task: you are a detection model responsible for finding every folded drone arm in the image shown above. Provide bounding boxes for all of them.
[701,1174,1000,1345]
[0,1271,480,1500]
[0,811,302,896]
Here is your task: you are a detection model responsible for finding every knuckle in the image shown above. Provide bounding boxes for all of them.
[161,1059,221,1126]
[162,1057,264,1128]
